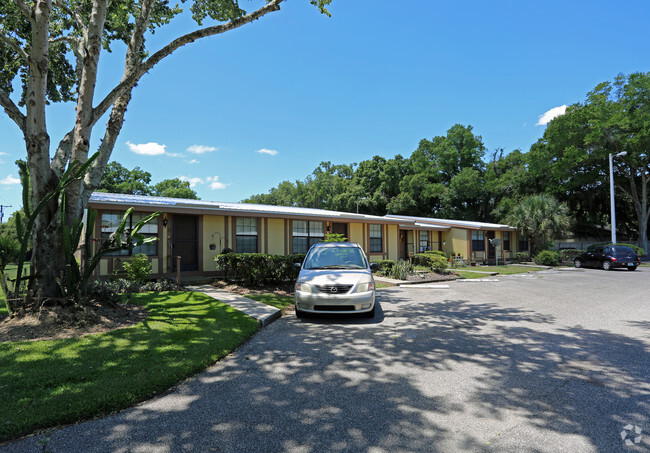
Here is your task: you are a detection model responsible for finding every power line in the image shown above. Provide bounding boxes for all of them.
[0,205,12,223]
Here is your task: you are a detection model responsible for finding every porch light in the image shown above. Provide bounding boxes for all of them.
[163,216,168,228]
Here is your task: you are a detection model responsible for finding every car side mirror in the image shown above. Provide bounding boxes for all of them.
[370,262,379,271]
[294,262,302,269]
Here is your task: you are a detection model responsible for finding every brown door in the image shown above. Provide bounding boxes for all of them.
[487,231,496,261]
[173,215,199,271]
[331,222,348,239]
[400,230,408,260]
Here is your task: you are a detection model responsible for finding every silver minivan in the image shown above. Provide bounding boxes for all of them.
[294,242,377,318]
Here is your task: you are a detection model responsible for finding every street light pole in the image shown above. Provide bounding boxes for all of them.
[356,197,367,214]
[609,151,627,244]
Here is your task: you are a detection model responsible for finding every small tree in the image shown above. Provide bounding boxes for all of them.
[324,233,347,242]
[121,254,153,283]
[507,195,572,256]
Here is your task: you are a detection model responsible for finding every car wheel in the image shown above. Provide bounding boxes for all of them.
[295,306,307,319]
[602,260,612,271]
[627,266,637,271]
[574,259,582,268]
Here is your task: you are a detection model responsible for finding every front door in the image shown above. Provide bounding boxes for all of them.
[487,231,496,261]
[331,222,348,239]
[173,215,199,271]
[399,230,408,260]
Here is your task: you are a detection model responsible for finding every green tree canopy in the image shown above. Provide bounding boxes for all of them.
[529,72,650,252]
[98,162,199,199]
[507,195,572,256]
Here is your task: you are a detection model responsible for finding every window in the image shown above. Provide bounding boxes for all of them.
[472,230,485,252]
[236,217,258,253]
[419,231,429,252]
[518,234,529,252]
[292,220,324,254]
[503,232,510,251]
[101,211,158,256]
[369,224,383,253]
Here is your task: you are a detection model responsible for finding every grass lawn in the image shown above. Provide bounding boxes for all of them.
[1,264,30,315]
[454,265,546,279]
[0,291,259,443]
[246,293,294,310]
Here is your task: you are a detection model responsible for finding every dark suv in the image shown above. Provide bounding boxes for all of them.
[574,245,641,271]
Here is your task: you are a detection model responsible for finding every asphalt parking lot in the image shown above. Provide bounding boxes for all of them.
[3,267,649,452]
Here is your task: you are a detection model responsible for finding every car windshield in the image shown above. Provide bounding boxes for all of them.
[303,246,368,270]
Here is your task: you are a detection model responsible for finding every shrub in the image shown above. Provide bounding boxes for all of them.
[0,235,20,272]
[533,250,561,266]
[372,259,394,274]
[121,254,152,283]
[85,278,184,302]
[515,251,529,262]
[390,260,414,280]
[412,253,448,273]
[324,233,347,242]
[560,249,584,262]
[423,250,447,259]
[215,253,305,287]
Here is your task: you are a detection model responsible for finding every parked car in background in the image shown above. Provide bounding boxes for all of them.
[574,245,641,271]
[295,242,378,318]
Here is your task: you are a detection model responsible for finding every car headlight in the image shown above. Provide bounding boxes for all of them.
[295,282,313,293]
[355,282,375,293]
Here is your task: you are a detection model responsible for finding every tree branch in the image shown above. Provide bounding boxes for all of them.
[12,0,32,20]
[91,0,284,125]
[49,35,80,46]
[0,33,29,61]
[0,90,26,133]
[52,0,85,31]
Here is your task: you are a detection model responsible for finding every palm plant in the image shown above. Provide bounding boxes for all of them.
[507,195,572,256]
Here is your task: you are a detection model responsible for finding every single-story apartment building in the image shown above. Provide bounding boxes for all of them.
[87,192,525,279]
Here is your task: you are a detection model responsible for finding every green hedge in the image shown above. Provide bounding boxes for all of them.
[559,249,584,261]
[371,259,395,274]
[215,253,305,286]
[412,253,448,273]
[534,250,561,266]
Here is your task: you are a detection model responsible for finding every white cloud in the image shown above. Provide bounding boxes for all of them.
[207,176,227,190]
[126,141,167,155]
[0,152,8,156]
[179,176,204,187]
[187,145,217,154]
[256,148,278,156]
[186,159,200,165]
[536,105,567,126]
[178,175,228,189]
[0,174,21,185]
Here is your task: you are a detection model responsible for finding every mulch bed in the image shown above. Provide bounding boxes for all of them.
[0,302,148,343]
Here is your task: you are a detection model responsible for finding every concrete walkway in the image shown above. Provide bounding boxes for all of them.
[185,284,282,327]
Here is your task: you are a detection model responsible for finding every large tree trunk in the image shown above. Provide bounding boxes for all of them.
[6,0,286,302]
[26,0,66,298]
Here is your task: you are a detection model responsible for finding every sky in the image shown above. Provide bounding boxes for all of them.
[1,0,650,219]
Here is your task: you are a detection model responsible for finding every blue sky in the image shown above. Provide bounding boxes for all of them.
[1,0,650,219]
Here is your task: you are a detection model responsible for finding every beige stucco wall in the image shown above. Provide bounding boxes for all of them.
[349,223,364,246]
[447,228,469,258]
[202,215,226,273]
[267,218,285,255]
[387,224,399,261]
